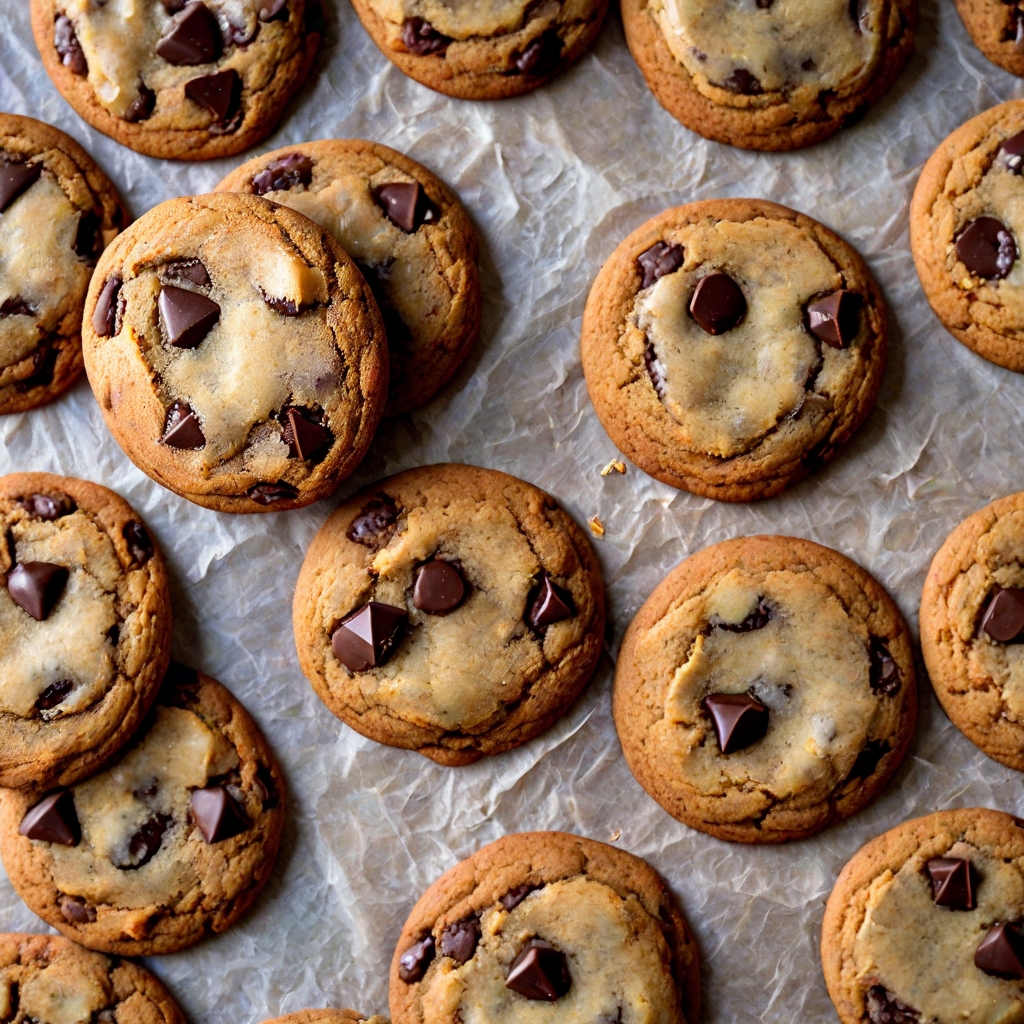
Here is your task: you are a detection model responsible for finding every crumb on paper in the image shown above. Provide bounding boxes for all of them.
[600,460,626,477]
[609,830,621,842]
[589,516,605,537]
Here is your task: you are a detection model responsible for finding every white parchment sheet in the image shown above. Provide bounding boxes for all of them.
[2,1,1024,1020]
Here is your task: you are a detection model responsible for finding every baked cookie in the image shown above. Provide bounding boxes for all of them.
[614,535,916,844]
[0,472,171,792]
[263,1012,387,1024]
[581,199,888,502]
[911,99,1024,373]
[292,464,605,766]
[388,832,700,1024]
[0,114,125,415]
[822,807,1024,1024]
[82,192,388,514]
[0,932,186,1024]
[215,139,480,417]
[30,0,320,161]
[349,0,610,100]
[620,0,916,151]
[0,664,285,956]
[955,0,1024,77]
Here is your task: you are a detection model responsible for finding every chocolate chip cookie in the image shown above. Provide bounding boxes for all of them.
[215,139,480,417]
[955,0,1024,77]
[614,535,916,843]
[349,0,610,100]
[0,473,171,792]
[389,831,700,1024]
[822,807,1024,1024]
[292,463,605,766]
[30,0,320,161]
[263,1012,387,1024]
[911,99,1024,373]
[82,192,388,514]
[581,199,889,502]
[0,114,125,416]
[0,932,186,1024]
[0,664,285,956]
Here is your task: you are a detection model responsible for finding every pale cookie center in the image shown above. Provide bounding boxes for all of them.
[18,958,111,1024]
[370,0,537,39]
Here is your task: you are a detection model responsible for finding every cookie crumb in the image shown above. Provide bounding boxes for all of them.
[600,460,626,477]
[609,829,621,842]
[589,516,605,537]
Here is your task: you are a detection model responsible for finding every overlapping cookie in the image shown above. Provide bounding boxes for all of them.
[955,0,1024,77]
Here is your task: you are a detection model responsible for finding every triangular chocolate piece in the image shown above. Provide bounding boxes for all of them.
[159,285,220,348]
[926,857,976,910]
[190,785,252,843]
[156,2,223,65]
[373,182,439,233]
[19,790,80,846]
[806,290,860,349]
[161,400,206,450]
[976,922,1024,979]
[184,69,241,123]
[981,586,1024,642]
[703,692,769,755]
[7,561,69,621]
[0,162,41,214]
[284,407,331,460]
[506,938,571,1001]
[331,601,407,672]
[527,577,576,629]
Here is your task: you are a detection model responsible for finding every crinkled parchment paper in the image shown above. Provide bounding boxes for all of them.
[1,1,1024,1020]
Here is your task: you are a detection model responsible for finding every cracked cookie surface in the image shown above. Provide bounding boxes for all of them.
[388,831,699,1024]
[955,0,1024,78]
[292,463,605,766]
[613,535,916,843]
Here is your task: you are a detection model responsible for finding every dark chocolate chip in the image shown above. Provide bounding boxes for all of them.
[17,345,59,392]
[702,692,769,754]
[35,679,74,713]
[400,17,450,55]
[439,916,481,964]
[248,482,298,505]
[956,217,1018,280]
[7,562,69,621]
[123,83,156,123]
[184,69,241,123]
[347,496,399,546]
[806,290,859,349]
[156,2,223,65]
[869,637,900,696]
[115,814,170,869]
[528,577,576,629]
[73,210,101,260]
[1000,130,1024,174]
[159,285,220,348]
[847,739,889,781]
[0,296,34,317]
[373,182,440,233]
[0,162,41,214]
[980,585,1024,642]
[283,406,331,460]
[637,241,684,289]
[19,791,80,846]
[717,597,771,633]
[513,30,561,76]
[21,493,74,521]
[161,259,211,287]
[499,884,537,911]
[926,857,976,911]
[92,276,121,337]
[60,898,95,924]
[398,935,435,983]
[258,0,289,21]
[254,763,278,808]
[262,293,305,316]
[122,521,154,565]
[161,400,206,450]
[190,785,253,843]
[643,338,667,398]
[331,602,407,672]
[251,153,313,196]
[976,922,1024,979]
[54,16,87,75]
[506,938,571,1001]
[690,272,746,335]
[722,68,762,94]
[865,986,918,1024]
[413,560,466,615]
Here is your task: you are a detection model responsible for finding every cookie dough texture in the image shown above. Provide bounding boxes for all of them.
[614,536,916,843]
[350,0,611,100]
[0,932,186,1024]
[388,831,699,1024]
[0,115,125,415]
[0,668,286,956]
[216,139,480,417]
[293,463,605,765]
[581,199,888,502]
[822,807,1024,1024]
[82,193,388,514]
[263,1012,388,1024]
[955,0,1024,77]
[30,0,320,161]
[911,99,1024,372]
[622,0,916,151]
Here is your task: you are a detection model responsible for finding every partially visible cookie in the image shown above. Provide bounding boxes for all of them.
[292,464,605,766]
[614,535,916,843]
[215,139,480,417]
[0,932,186,1024]
[581,199,888,502]
[0,114,125,415]
[30,0,320,161]
[822,807,1024,1024]
[388,831,700,1024]
[0,665,286,956]
[263,1012,388,1024]
[955,0,1024,77]
[349,0,610,100]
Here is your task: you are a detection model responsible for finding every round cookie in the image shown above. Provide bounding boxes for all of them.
[613,535,916,844]
[349,0,610,100]
[620,0,916,151]
[292,463,605,766]
[911,99,1024,373]
[215,139,481,417]
[581,199,888,502]
[264,1012,388,1024]
[0,114,125,415]
[0,664,286,956]
[0,932,186,1024]
[82,192,388,514]
[0,472,171,791]
[822,807,1024,1024]
[30,0,320,162]
[388,832,700,1024]
[955,0,1024,78]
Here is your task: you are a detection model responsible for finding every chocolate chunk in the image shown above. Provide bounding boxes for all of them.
[690,272,746,335]
[722,68,762,94]
[400,17,449,55]
[7,561,69,621]
[159,285,219,349]
[413,560,466,615]
[92,276,121,337]
[637,241,684,289]
[702,692,769,754]
[161,259,211,287]
[513,30,561,76]
[122,521,154,564]
[54,16,87,75]
[184,69,241,123]
[981,585,1024,642]
[251,153,313,196]
[60,898,95,924]
[0,296,34,317]
[506,938,571,1001]
[254,763,278,809]
[398,936,435,983]
[262,293,306,317]
[373,182,440,233]
[1001,130,1024,174]
[439,916,481,964]
[116,814,170,869]
[161,400,205,450]
[347,496,399,546]
[976,922,1024,979]
[35,679,74,713]
[248,482,298,505]
[73,210,101,259]
[847,739,889,781]
[717,597,771,633]
[19,791,80,846]
[21,493,74,521]
[18,346,58,391]
[926,857,976,910]
[156,2,223,65]
[869,637,900,695]
[190,785,253,843]
[123,83,156,123]
[0,162,41,214]
[283,406,331,460]
[331,601,407,672]
[643,338,667,398]
[956,217,1017,280]
[499,884,537,911]
[528,577,576,629]
[258,0,289,20]
[865,986,918,1024]
[806,290,859,349]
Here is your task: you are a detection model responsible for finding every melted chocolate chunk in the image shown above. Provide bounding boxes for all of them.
[865,986,919,1024]
[398,935,435,983]
[156,2,223,65]
[255,763,278,809]
[159,285,220,348]
[722,68,762,94]
[0,296,34,317]
[73,210,101,260]
[92,277,122,337]
[1001,130,1024,174]
[506,938,571,1001]
[527,577,576,629]
[513,30,561,76]
[347,496,399,546]
[184,69,241,125]
[123,83,156,123]
[191,785,253,843]
[161,400,206,450]
[123,521,154,565]
[439,916,481,964]
[980,585,1024,642]
[413,560,467,615]
[847,739,889,781]
[499,884,537,911]
[19,791,80,846]
[115,814,170,869]
[373,182,440,233]
[54,16,87,75]
[643,338,667,398]
[976,922,1024,979]
[21,493,74,521]
[251,153,313,196]
[161,259,211,287]
[331,602,407,672]
[868,637,900,695]
[282,406,331,460]
[702,692,769,754]
[248,482,298,505]
[7,561,69,621]
[717,598,771,633]
[690,272,746,334]
[17,345,58,392]
[637,241,685,290]
[400,17,450,55]
[35,679,74,713]
[0,162,41,214]
[60,898,95,924]
[956,217,1017,280]
[926,857,976,911]
[806,290,860,349]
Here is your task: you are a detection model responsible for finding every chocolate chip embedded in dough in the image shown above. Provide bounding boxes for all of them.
[156,2,223,65]
[161,400,206,450]
[60,898,95,924]
[159,285,220,349]
[21,493,75,520]
[7,561,69,621]
[413,560,466,615]
[123,82,156,123]
[0,296,34,317]
[976,922,1024,979]
[513,30,561,76]
[689,272,746,335]
[702,692,769,755]
[926,857,977,911]
[806,289,860,349]
[499,884,538,911]
[35,679,74,713]
[865,986,918,1024]
[331,601,407,672]
[254,764,278,808]
[19,790,80,846]
[373,182,440,233]
[980,585,1024,642]
[92,276,122,337]
[717,597,771,633]
[637,241,684,290]
[956,217,1018,280]
[439,916,481,964]
[19,346,59,391]
[282,406,331,460]
[847,739,888,781]
[868,637,900,695]
[248,482,299,505]
[1000,131,1024,174]
[398,935,435,983]
[73,209,101,259]
[161,259,211,288]
[0,162,41,214]
[400,17,450,55]
[722,68,762,94]
[122,521,154,565]
[527,577,576,629]
[506,938,571,1001]
[54,15,87,76]
[643,338,667,399]
[346,496,399,546]
[190,785,253,843]
[251,153,313,196]
[184,69,241,124]
[115,814,170,869]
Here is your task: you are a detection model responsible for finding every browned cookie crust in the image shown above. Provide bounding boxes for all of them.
[0,472,171,791]
[263,1012,388,1024]
[30,0,320,161]
[349,0,610,100]
[614,536,916,844]
[581,199,888,502]
[292,463,605,766]
[0,114,125,416]
[215,139,481,417]
[388,832,699,1024]
[955,0,1024,77]
[0,666,285,957]
[82,192,388,514]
